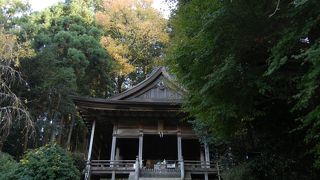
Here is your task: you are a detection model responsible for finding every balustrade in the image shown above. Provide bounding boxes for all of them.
[86,158,222,180]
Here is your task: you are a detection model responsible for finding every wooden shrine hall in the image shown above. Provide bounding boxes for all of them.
[72,67,221,180]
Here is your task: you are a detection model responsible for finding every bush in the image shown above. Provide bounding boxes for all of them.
[70,152,86,174]
[17,143,80,180]
[0,152,19,180]
[222,163,254,180]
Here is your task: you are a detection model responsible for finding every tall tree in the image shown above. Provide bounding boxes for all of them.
[168,0,320,179]
[17,0,113,149]
[96,0,169,92]
[0,0,34,150]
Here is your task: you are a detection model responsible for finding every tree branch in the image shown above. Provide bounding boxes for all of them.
[269,0,281,17]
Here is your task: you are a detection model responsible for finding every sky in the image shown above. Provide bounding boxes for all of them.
[29,0,173,18]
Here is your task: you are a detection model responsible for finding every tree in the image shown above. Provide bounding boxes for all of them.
[96,0,169,92]
[0,0,34,150]
[7,0,113,150]
[0,0,30,29]
[167,0,320,179]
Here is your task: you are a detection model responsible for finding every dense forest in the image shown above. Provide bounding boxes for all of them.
[168,0,320,179]
[1,0,320,179]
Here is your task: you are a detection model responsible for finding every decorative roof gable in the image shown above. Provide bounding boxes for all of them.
[110,67,185,102]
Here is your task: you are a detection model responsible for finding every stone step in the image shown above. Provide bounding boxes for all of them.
[139,178,181,180]
[128,172,136,180]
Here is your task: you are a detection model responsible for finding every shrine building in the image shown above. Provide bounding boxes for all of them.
[72,67,221,180]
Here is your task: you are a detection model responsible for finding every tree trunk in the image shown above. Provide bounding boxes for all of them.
[50,94,61,142]
[57,116,64,145]
[43,124,49,145]
[0,136,5,151]
[50,124,56,142]
[66,114,75,151]
[23,129,29,151]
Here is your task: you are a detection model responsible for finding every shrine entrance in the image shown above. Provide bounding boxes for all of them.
[143,135,177,167]
[116,138,138,160]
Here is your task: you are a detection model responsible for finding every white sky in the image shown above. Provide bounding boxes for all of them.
[29,0,172,18]
[29,0,63,12]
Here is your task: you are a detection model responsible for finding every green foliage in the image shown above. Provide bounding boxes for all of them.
[168,0,320,178]
[314,144,320,168]
[169,0,272,138]
[0,0,34,150]
[1,145,81,180]
[17,143,80,180]
[0,152,18,180]
[222,163,254,180]
[70,152,86,174]
[223,154,302,180]
[12,0,114,147]
[0,0,31,29]
[27,3,113,97]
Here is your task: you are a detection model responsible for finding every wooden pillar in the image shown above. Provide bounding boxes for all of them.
[87,120,96,161]
[177,131,184,180]
[110,135,117,161]
[85,120,96,180]
[180,159,185,180]
[110,123,117,161]
[200,149,205,167]
[177,134,182,161]
[138,134,143,167]
[204,172,209,180]
[204,142,210,180]
[111,172,115,180]
[110,123,117,180]
[216,161,221,180]
[135,156,139,180]
[204,142,210,165]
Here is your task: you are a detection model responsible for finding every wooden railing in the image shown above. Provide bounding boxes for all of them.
[90,160,136,173]
[184,160,218,172]
[140,160,180,178]
[88,159,220,176]
[140,168,181,178]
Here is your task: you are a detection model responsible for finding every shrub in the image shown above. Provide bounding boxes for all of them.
[0,152,19,180]
[70,152,86,174]
[222,163,254,180]
[17,143,80,180]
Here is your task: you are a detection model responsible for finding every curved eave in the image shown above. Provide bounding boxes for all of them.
[72,95,182,112]
[72,95,185,127]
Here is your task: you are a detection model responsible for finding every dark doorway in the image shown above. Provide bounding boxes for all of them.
[143,135,177,161]
[182,139,200,160]
[117,138,139,160]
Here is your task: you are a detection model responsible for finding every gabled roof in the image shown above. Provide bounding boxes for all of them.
[109,67,185,102]
[72,67,186,125]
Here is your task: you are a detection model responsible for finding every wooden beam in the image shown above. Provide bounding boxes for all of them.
[204,142,210,164]
[138,134,143,167]
[177,132,184,180]
[204,142,210,180]
[110,135,117,161]
[200,149,205,165]
[87,120,96,161]
[110,122,118,162]
[85,120,96,180]
[177,133,182,161]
